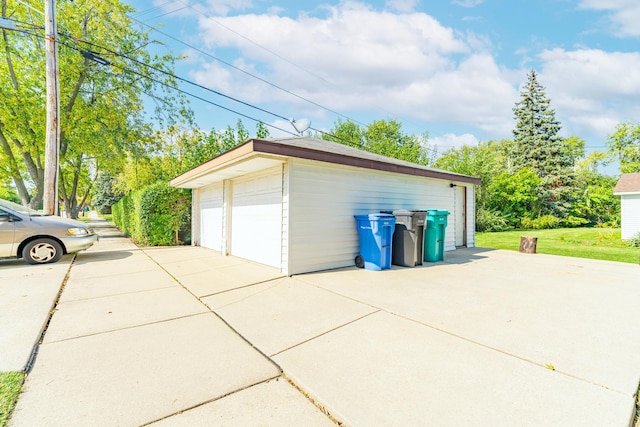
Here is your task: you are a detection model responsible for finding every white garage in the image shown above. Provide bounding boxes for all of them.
[171,137,481,275]
[614,173,640,240]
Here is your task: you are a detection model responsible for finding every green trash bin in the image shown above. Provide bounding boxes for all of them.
[424,210,450,262]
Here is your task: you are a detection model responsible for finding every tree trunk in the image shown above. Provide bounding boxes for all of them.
[519,236,538,254]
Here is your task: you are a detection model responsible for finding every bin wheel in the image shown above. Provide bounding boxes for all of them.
[355,255,365,268]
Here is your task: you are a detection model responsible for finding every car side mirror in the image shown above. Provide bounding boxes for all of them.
[0,214,20,223]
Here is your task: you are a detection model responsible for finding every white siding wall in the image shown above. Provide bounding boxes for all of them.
[287,159,460,275]
[454,186,465,246]
[281,163,290,274]
[466,185,476,248]
[621,194,640,239]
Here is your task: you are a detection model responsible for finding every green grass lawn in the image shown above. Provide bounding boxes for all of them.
[0,372,23,427]
[476,228,640,264]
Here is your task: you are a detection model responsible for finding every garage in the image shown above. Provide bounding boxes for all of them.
[198,183,223,251]
[170,137,481,275]
[230,167,283,268]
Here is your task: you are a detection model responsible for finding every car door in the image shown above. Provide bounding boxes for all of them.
[0,207,17,257]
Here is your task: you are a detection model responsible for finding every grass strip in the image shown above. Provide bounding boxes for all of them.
[0,372,24,427]
[476,228,640,264]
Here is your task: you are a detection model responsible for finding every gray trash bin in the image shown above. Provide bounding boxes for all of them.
[382,210,427,267]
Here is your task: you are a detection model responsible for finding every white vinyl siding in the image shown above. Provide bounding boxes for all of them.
[231,167,283,268]
[287,159,457,275]
[455,185,465,247]
[281,163,290,274]
[620,194,640,239]
[466,185,476,248]
[198,183,223,252]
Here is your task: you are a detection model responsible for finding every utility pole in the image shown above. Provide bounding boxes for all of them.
[43,0,60,215]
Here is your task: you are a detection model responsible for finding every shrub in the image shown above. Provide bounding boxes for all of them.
[476,208,512,232]
[521,215,560,230]
[561,215,589,228]
[626,232,640,248]
[112,182,191,246]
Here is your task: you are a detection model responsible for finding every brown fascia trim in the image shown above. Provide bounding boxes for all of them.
[170,138,482,187]
[252,139,483,185]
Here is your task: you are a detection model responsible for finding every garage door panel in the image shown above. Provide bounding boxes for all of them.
[231,170,282,268]
[199,184,223,251]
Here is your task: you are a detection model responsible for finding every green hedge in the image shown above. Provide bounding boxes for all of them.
[112,182,191,246]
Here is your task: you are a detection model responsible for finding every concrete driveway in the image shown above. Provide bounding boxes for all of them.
[4,219,640,426]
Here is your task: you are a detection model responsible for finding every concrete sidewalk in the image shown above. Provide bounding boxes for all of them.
[7,218,333,427]
[0,256,72,372]
[5,217,640,426]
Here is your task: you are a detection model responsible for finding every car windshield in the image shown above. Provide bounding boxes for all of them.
[0,198,45,216]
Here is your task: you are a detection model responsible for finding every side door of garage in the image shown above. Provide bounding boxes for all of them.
[231,167,283,268]
[199,183,223,251]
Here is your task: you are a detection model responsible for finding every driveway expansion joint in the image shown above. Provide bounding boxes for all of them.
[23,253,76,374]
[198,276,286,299]
[269,309,381,358]
[41,312,212,345]
[138,374,284,427]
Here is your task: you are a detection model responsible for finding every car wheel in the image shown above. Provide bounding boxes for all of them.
[22,238,63,264]
[355,255,365,268]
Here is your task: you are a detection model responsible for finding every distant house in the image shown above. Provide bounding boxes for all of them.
[613,173,640,239]
[170,137,481,275]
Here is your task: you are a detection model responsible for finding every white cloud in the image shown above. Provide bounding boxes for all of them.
[149,0,253,18]
[451,0,484,8]
[430,133,479,154]
[578,0,640,37]
[386,0,420,13]
[190,2,519,137]
[538,48,640,137]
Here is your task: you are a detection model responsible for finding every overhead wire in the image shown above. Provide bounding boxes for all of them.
[129,16,368,127]
[170,0,432,134]
[2,16,438,158]
[65,36,292,123]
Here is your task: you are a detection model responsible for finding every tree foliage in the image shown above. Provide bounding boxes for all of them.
[0,0,190,216]
[92,171,123,214]
[607,121,640,173]
[114,120,268,194]
[322,118,434,166]
[509,70,579,219]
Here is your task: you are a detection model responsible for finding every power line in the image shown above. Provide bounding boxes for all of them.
[175,0,336,88]
[57,41,298,137]
[3,20,439,158]
[65,34,440,157]
[129,16,367,127]
[65,36,291,123]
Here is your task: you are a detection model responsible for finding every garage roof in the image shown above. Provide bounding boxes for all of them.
[170,137,482,188]
[614,173,640,195]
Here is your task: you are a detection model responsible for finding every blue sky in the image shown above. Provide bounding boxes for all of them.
[126,0,640,165]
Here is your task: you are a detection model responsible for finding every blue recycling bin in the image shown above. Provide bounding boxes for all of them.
[354,214,396,270]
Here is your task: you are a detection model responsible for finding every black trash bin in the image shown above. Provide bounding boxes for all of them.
[382,210,427,267]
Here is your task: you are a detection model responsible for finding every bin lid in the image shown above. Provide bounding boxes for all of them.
[426,209,450,216]
[391,209,413,216]
[354,213,396,220]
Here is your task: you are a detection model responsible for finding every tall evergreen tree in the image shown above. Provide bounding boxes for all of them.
[511,70,574,218]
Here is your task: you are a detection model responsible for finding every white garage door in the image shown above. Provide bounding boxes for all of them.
[199,183,223,251]
[231,168,283,268]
